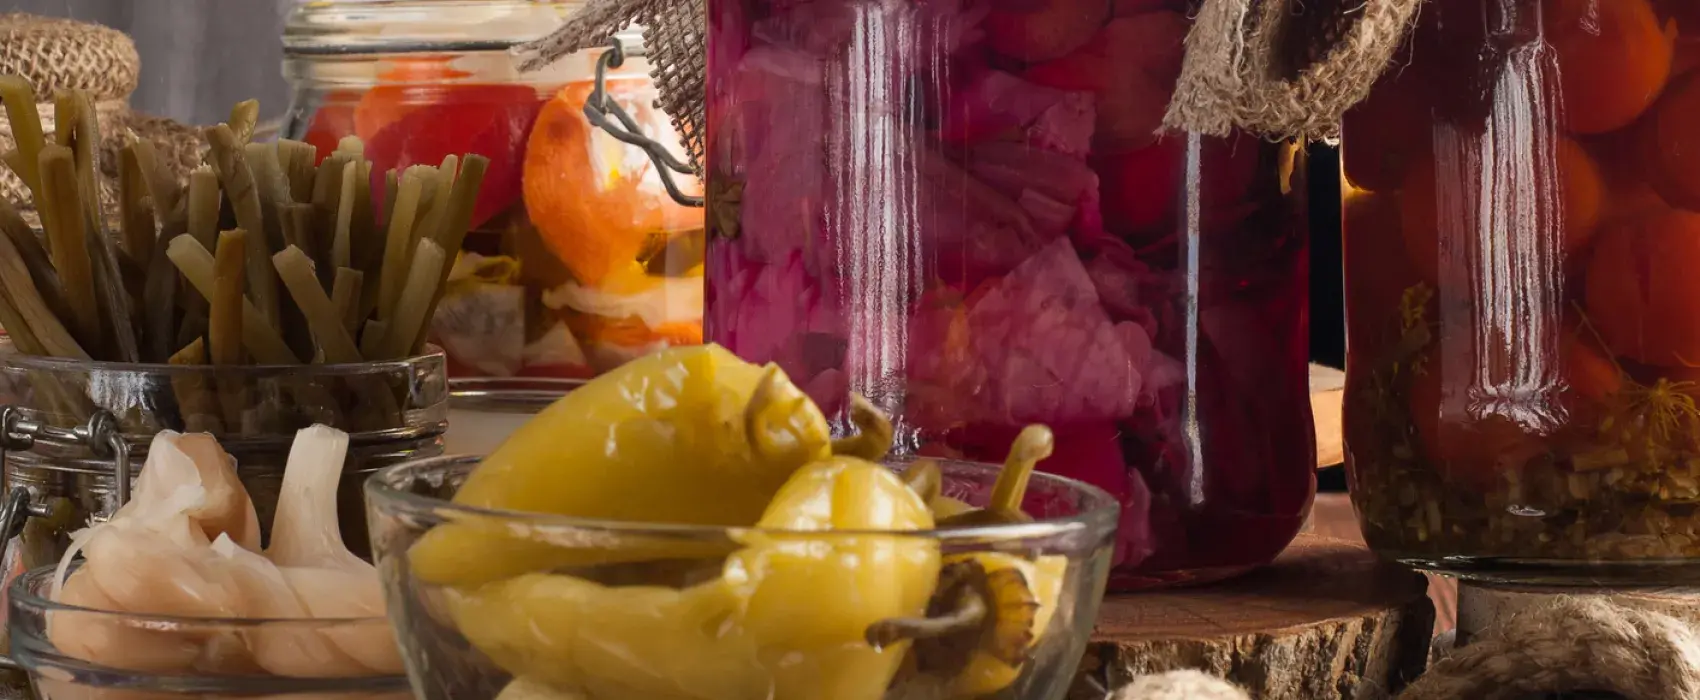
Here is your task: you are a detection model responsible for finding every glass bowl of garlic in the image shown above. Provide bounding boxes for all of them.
[9,564,410,700]
[6,426,412,699]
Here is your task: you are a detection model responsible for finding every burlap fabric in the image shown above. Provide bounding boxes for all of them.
[516,0,1424,162]
[0,13,201,215]
[1162,0,1424,142]
[516,0,705,172]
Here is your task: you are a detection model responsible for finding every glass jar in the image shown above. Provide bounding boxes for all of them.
[0,342,447,618]
[444,376,580,455]
[1342,0,1700,581]
[366,454,1117,700]
[281,0,704,381]
[8,565,411,700]
[702,0,1316,588]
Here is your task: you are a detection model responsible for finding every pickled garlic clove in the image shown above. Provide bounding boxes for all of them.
[173,432,263,551]
[276,566,400,674]
[266,426,365,571]
[210,535,369,679]
[265,425,402,674]
[48,567,202,673]
[75,517,243,619]
[69,434,247,618]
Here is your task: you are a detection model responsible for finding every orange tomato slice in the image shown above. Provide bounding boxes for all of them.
[302,93,361,165]
[1640,73,1700,210]
[521,81,702,289]
[1584,208,1700,367]
[1545,0,1675,134]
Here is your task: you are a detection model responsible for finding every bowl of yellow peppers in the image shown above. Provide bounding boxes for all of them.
[364,345,1120,700]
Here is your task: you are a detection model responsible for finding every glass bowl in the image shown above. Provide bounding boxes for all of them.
[7,565,411,699]
[444,377,581,456]
[365,455,1119,700]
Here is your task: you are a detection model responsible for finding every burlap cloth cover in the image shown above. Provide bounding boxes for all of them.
[0,13,202,215]
[513,0,1425,172]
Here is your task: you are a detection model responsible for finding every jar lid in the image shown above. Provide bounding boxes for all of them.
[0,13,140,100]
[283,0,625,56]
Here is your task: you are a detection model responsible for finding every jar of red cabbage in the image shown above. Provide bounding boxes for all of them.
[703,0,1317,588]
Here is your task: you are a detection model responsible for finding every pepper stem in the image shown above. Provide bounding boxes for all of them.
[988,425,1054,514]
[743,365,810,462]
[831,393,894,461]
[901,459,943,504]
[864,581,988,649]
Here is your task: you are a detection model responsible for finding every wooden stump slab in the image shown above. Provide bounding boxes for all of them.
[1072,535,1434,700]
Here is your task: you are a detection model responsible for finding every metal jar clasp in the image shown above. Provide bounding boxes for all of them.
[0,407,130,545]
[583,37,704,209]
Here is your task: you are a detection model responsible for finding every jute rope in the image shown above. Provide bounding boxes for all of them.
[1160,0,1424,142]
[1112,597,1700,700]
[1399,597,1700,700]
[1111,671,1251,700]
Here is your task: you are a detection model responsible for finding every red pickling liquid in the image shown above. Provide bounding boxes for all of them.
[702,0,1315,589]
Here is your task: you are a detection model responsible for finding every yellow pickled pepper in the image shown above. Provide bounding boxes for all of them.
[726,456,942,700]
[410,344,834,587]
[871,425,1073,699]
[450,573,765,700]
[943,553,1068,698]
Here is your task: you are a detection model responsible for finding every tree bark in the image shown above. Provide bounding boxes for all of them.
[1074,535,1434,700]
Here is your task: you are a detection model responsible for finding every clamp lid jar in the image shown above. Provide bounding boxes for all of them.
[282,0,705,382]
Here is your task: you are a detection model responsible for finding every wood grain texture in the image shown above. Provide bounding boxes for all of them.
[1072,534,1434,700]
[1306,494,1459,635]
[1311,363,1345,468]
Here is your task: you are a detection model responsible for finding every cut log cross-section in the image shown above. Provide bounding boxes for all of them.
[1073,534,1435,700]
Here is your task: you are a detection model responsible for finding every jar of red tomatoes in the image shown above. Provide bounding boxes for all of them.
[703,0,1317,589]
[281,0,704,381]
[1343,0,1700,581]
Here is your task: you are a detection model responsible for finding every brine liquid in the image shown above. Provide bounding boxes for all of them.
[703,0,1315,588]
[1343,0,1700,573]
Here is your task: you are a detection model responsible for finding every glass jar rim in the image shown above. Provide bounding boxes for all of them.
[365,454,1123,543]
[0,339,446,378]
[9,564,390,629]
[447,376,584,411]
[281,0,645,57]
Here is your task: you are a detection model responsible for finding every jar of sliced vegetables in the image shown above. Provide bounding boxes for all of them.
[281,0,705,380]
[702,0,1317,589]
[1343,0,1700,582]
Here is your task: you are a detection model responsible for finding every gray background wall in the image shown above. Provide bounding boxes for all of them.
[8,0,291,127]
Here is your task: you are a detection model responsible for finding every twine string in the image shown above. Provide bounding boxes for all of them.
[1113,598,1700,700]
